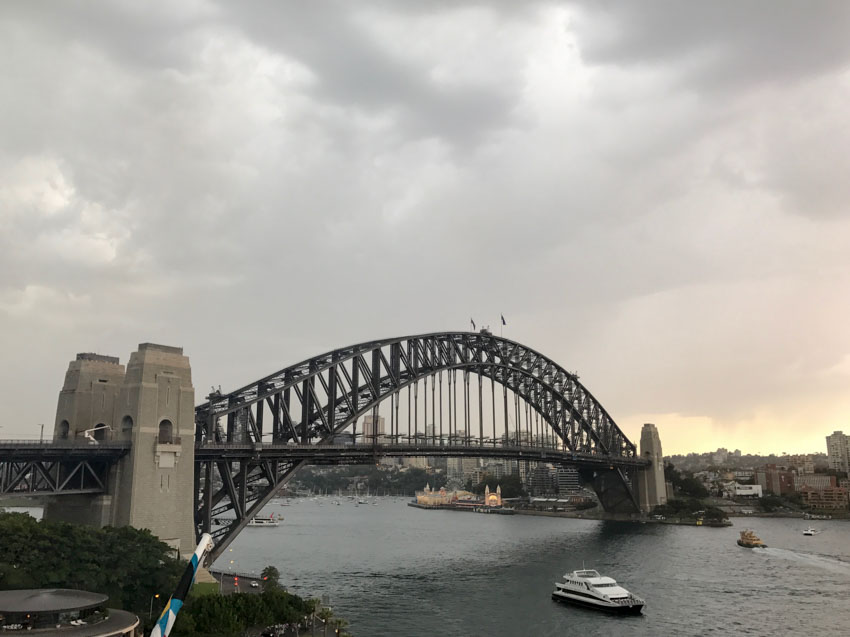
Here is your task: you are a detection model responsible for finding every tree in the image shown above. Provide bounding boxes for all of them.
[664,462,709,498]
[0,512,183,615]
[468,472,526,498]
[759,494,784,513]
[261,565,280,592]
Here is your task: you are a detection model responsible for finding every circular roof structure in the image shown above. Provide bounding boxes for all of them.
[0,589,108,613]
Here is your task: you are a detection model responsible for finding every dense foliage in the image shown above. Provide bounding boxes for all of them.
[652,498,726,522]
[758,494,787,512]
[172,589,315,636]
[294,465,447,496]
[0,515,345,637]
[0,512,183,614]
[664,463,710,498]
[466,472,527,498]
[260,565,281,592]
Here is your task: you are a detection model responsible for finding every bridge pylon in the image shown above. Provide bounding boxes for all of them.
[45,344,196,557]
[635,423,667,513]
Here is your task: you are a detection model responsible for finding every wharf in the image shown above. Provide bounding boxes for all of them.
[407,502,516,515]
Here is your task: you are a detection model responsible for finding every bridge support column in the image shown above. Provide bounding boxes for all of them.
[46,344,196,558]
[580,467,640,515]
[634,423,667,513]
[44,353,126,527]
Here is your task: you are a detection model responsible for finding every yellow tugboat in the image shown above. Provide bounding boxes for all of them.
[737,529,767,548]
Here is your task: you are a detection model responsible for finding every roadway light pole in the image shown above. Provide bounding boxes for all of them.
[149,593,160,619]
[39,424,44,443]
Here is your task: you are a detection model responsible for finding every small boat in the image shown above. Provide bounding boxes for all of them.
[737,529,766,548]
[247,513,280,527]
[803,527,819,536]
[552,569,644,614]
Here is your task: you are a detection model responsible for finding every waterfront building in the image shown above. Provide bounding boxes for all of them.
[826,431,850,475]
[527,464,556,496]
[733,483,763,498]
[483,484,502,507]
[793,474,836,491]
[799,485,849,510]
[0,589,139,635]
[755,465,795,495]
[553,467,583,495]
[415,484,475,506]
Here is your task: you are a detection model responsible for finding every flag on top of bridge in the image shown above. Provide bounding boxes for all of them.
[470,318,476,330]
[149,533,214,637]
[501,314,506,326]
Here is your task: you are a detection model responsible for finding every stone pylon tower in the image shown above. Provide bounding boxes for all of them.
[636,423,667,513]
[46,343,196,557]
[47,353,127,526]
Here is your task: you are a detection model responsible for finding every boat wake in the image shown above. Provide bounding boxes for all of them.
[759,547,850,576]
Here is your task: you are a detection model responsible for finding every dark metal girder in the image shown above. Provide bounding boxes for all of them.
[195,333,633,455]
[192,332,641,553]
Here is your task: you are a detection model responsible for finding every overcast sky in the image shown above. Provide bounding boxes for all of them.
[2,1,849,454]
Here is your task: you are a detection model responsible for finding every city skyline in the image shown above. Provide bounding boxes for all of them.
[2,2,850,456]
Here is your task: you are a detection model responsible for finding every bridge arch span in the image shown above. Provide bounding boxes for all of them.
[194,332,643,560]
[196,331,634,458]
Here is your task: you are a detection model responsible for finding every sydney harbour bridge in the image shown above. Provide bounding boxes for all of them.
[0,332,660,563]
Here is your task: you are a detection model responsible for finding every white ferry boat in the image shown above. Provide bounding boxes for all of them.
[803,527,820,536]
[247,513,280,527]
[552,569,644,614]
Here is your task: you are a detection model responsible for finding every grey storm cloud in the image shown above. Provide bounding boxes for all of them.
[573,1,850,86]
[1,1,849,454]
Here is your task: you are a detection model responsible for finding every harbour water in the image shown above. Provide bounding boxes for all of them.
[216,498,850,636]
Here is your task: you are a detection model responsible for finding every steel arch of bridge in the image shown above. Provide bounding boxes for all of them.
[194,332,641,560]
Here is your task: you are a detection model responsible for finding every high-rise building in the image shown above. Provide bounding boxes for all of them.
[447,456,463,480]
[402,457,428,469]
[461,457,480,481]
[826,431,850,475]
[481,461,506,480]
[361,415,387,444]
[527,465,556,496]
[786,454,815,475]
[556,466,581,494]
[755,464,795,495]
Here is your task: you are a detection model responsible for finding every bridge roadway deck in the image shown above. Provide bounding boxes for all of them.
[195,442,650,470]
[0,440,130,460]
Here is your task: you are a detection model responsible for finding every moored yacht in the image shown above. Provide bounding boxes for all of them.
[803,527,819,536]
[552,569,644,614]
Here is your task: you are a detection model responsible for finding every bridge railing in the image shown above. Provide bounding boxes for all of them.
[194,441,650,467]
[0,439,131,449]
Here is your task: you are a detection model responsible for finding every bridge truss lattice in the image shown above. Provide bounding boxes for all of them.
[195,332,643,560]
